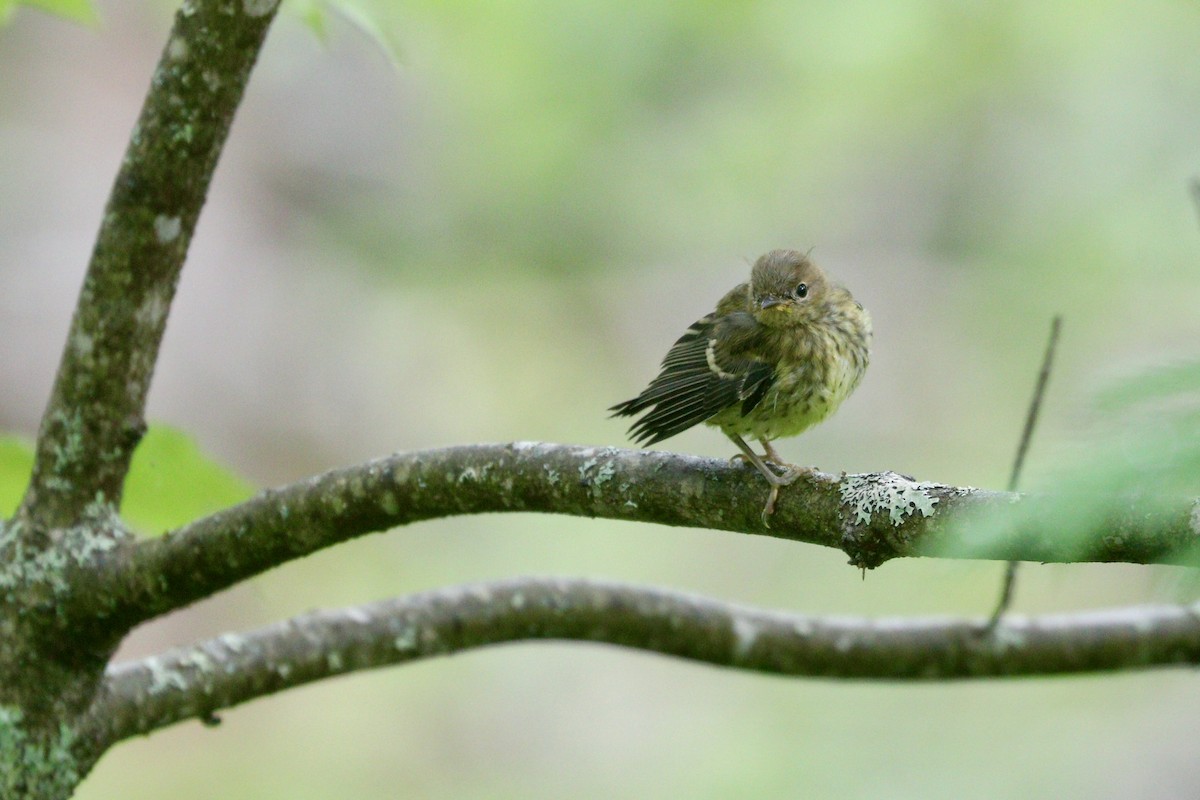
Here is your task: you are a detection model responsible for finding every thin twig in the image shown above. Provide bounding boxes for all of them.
[986,316,1062,630]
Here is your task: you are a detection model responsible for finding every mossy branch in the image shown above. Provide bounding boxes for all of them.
[84,575,1200,746]
[17,0,280,533]
[64,442,1200,637]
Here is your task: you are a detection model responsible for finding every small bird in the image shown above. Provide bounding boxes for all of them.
[610,249,871,522]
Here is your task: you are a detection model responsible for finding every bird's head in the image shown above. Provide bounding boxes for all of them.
[749,249,829,328]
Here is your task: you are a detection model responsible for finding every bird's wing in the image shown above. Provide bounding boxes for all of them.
[609,311,775,445]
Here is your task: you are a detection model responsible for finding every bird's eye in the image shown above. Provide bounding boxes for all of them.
[794,283,808,299]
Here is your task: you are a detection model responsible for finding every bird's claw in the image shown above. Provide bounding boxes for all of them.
[733,453,796,479]
[761,485,780,526]
[758,466,811,527]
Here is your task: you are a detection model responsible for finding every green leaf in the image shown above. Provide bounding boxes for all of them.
[290,0,331,43]
[325,0,402,66]
[14,0,99,26]
[284,0,402,66]
[1092,360,1200,416]
[945,360,1200,563]
[122,426,254,535]
[0,436,35,517]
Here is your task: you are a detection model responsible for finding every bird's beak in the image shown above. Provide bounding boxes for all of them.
[759,296,784,311]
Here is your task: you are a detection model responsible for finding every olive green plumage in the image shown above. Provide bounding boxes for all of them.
[610,249,871,521]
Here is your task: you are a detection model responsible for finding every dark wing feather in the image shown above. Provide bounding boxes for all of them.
[609,311,775,445]
[739,360,774,415]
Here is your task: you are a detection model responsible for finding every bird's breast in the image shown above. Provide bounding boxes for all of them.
[709,307,870,441]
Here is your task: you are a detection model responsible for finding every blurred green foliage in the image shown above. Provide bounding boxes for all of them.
[1020,360,1200,556]
[0,436,33,515]
[121,425,254,534]
[0,427,252,534]
[941,359,1200,562]
[291,0,400,61]
[0,0,96,25]
[276,0,1200,308]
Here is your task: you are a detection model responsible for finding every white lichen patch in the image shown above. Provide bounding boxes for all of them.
[676,472,707,499]
[242,0,279,16]
[134,288,170,330]
[0,514,124,598]
[394,627,418,652]
[575,452,625,501]
[791,617,815,637]
[388,459,412,486]
[839,472,940,526]
[71,332,94,358]
[179,650,215,674]
[985,620,1028,653]
[588,462,617,499]
[201,69,221,93]
[731,617,760,660]
[379,490,400,516]
[467,584,494,603]
[217,632,247,654]
[167,37,188,61]
[345,607,372,625]
[146,657,188,694]
[153,214,182,244]
[457,463,492,483]
[171,123,195,145]
[50,409,85,475]
[0,707,79,797]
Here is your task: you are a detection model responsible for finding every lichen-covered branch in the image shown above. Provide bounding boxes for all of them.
[18,0,280,533]
[0,5,281,795]
[84,575,1200,746]
[70,443,1200,634]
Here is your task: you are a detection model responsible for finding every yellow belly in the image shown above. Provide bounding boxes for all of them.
[707,329,867,443]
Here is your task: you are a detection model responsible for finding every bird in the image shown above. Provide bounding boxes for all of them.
[610,249,871,523]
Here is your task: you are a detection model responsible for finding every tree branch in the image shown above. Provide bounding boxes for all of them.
[18,0,280,532]
[68,443,1200,635]
[84,575,1200,746]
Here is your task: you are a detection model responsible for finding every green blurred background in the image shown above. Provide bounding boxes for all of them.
[3,1,1200,797]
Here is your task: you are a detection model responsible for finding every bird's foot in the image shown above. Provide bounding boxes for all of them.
[758,464,814,526]
[762,460,803,480]
[760,440,786,465]
[758,442,808,479]
[731,451,800,473]
[725,434,818,527]
[761,485,781,525]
